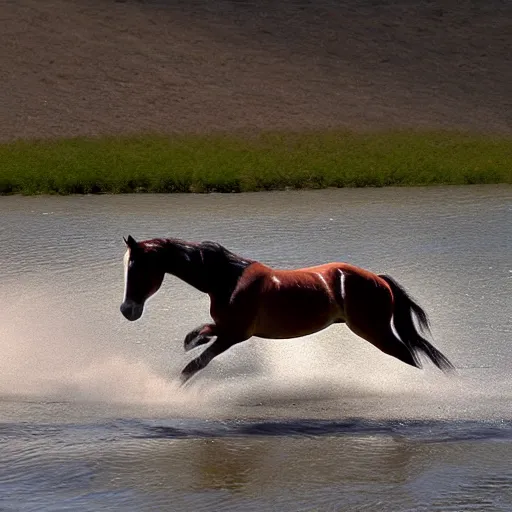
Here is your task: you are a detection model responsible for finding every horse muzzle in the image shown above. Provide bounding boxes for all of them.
[120,301,144,321]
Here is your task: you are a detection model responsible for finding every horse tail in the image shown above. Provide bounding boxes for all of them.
[379,274,455,372]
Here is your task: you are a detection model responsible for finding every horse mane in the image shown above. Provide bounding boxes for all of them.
[139,238,197,253]
[199,240,254,270]
[139,238,253,267]
[137,238,254,296]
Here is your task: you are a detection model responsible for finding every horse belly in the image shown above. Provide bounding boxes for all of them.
[254,289,340,339]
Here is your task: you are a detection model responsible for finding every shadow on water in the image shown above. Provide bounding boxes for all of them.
[129,417,512,443]
[4,415,512,511]
[4,416,512,445]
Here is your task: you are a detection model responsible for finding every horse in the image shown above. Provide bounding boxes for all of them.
[120,235,454,384]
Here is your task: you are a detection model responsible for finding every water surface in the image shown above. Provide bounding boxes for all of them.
[1,186,511,510]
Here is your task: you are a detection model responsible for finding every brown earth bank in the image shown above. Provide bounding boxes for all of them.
[1,0,511,142]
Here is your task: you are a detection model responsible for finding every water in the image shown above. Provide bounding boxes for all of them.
[0,185,511,510]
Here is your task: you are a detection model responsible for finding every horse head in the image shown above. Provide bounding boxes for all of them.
[120,235,165,321]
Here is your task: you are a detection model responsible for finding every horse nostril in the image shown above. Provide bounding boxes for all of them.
[120,303,133,319]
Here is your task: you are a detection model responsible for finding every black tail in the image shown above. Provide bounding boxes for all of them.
[379,274,455,373]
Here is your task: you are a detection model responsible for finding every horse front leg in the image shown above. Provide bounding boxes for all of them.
[180,337,243,385]
[183,323,217,352]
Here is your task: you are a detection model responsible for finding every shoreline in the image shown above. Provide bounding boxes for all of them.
[1,130,510,196]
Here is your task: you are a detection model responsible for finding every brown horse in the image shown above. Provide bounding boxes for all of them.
[120,235,454,384]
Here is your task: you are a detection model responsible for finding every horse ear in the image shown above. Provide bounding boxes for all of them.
[124,235,138,250]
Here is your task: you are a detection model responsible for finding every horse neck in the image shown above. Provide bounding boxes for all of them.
[199,241,254,301]
[157,239,253,299]
[158,239,210,293]
[153,238,253,298]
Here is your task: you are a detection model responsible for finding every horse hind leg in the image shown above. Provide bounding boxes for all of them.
[341,273,420,369]
[347,321,420,369]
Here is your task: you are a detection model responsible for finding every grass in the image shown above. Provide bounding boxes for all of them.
[0,131,510,195]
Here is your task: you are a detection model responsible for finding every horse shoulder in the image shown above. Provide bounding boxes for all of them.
[231,262,270,299]
[207,263,268,337]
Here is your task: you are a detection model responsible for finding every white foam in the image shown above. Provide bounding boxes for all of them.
[0,278,510,422]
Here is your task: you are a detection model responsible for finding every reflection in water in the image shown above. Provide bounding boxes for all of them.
[193,439,264,491]
[0,185,511,510]
[5,420,511,511]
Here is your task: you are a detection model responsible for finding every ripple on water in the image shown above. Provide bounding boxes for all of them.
[1,186,511,511]
[3,417,512,511]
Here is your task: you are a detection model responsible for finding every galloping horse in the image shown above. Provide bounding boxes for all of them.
[120,235,454,384]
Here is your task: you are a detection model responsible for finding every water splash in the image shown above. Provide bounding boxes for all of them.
[0,276,510,422]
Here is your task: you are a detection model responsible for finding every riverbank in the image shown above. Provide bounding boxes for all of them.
[2,1,510,195]
[1,131,510,195]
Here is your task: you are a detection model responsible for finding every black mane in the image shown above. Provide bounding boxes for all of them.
[138,238,254,298]
[199,241,253,269]
[198,241,254,297]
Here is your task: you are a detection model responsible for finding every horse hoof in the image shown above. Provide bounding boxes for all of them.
[184,336,198,352]
[184,334,213,352]
[179,372,192,386]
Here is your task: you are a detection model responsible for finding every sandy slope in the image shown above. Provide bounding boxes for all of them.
[1,0,510,141]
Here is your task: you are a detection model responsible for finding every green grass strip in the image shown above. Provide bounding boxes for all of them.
[0,131,510,195]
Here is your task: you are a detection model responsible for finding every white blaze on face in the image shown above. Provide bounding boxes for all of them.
[123,248,130,303]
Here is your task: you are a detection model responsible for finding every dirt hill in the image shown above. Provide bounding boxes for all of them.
[1,0,511,141]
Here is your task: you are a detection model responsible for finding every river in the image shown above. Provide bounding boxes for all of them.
[1,185,511,511]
